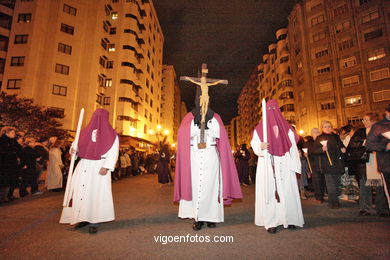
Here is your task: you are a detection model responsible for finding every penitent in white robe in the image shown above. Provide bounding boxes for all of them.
[47,147,64,190]
[178,117,224,223]
[251,129,304,229]
[60,136,119,225]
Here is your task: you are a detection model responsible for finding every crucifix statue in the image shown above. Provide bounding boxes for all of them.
[180,63,228,149]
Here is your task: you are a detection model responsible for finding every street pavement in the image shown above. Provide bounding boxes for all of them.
[0,174,389,260]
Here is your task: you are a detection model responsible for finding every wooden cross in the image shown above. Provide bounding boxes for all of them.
[180,63,228,149]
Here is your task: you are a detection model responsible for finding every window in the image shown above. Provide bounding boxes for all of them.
[111,12,118,20]
[103,97,111,105]
[105,78,112,87]
[52,84,67,96]
[110,27,116,34]
[310,2,323,12]
[373,90,390,102]
[60,23,74,35]
[103,21,109,32]
[368,48,386,61]
[98,74,105,87]
[345,95,362,107]
[96,94,103,104]
[315,48,329,58]
[342,75,359,87]
[0,58,5,73]
[58,43,72,55]
[18,13,32,23]
[362,9,379,23]
[335,20,351,34]
[364,28,383,41]
[320,101,335,110]
[101,38,109,50]
[108,43,115,52]
[369,67,389,81]
[10,56,25,66]
[311,15,324,26]
[55,63,70,75]
[338,39,353,51]
[99,56,107,67]
[317,65,331,74]
[106,60,113,69]
[14,34,28,44]
[347,116,363,125]
[47,107,64,117]
[317,82,332,93]
[340,56,357,69]
[7,79,21,89]
[149,113,152,122]
[63,4,77,16]
[334,4,348,17]
[313,32,326,42]
[280,104,294,112]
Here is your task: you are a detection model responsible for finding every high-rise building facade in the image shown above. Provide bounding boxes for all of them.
[288,0,390,133]
[2,0,164,148]
[0,0,15,86]
[237,69,260,146]
[257,28,295,125]
[161,64,179,144]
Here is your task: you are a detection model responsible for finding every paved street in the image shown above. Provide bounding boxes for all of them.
[0,174,389,260]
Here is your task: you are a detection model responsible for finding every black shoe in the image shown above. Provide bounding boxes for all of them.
[88,226,98,234]
[192,221,204,231]
[207,222,216,228]
[74,222,89,230]
[267,227,277,234]
[288,225,297,230]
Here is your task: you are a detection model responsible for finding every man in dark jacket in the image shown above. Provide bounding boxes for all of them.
[0,127,21,202]
[19,137,40,196]
[366,105,390,194]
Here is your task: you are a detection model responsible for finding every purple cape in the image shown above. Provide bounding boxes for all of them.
[254,99,299,156]
[173,112,243,205]
[78,109,118,160]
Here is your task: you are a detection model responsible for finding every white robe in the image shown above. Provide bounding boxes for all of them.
[178,117,224,223]
[47,147,64,190]
[251,129,304,229]
[60,136,119,225]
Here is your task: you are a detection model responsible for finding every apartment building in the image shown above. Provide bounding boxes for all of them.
[288,0,390,133]
[2,0,164,149]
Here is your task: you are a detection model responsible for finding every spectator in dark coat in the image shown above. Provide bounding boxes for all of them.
[156,144,171,186]
[236,144,251,186]
[306,128,325,203]
[0,127,21,202]
[311,121,346,208]
[19,137,40,196]
[366,104,390,198]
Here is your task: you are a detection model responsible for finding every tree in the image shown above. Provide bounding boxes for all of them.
[0,91,69,139]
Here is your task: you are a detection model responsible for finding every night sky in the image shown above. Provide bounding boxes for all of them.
[154,0,297,124]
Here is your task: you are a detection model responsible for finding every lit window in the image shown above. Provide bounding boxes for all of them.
[111,12,118,20]
[345,95,362,107]
[108,44,115,52]
[17,13,32,23]
[368,48,386,61]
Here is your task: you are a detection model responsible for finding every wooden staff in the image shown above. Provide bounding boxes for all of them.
[262,98,269,203]
[302,148,313,173]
